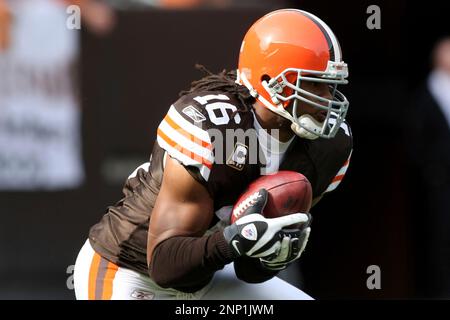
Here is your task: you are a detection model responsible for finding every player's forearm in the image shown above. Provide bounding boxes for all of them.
[148,230,235,293]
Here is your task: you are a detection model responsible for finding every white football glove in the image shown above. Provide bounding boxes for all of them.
[259,226,311,270]
[223,189,311,259]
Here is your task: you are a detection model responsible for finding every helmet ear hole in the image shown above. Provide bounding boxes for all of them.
[261,74,271,83]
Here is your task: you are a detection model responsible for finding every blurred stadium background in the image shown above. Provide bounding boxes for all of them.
[1,0,450,299]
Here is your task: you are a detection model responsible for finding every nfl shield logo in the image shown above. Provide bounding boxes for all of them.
[241,224,258,241]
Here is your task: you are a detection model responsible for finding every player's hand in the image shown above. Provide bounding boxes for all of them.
[259,226,311,271]
[223,189,310,258]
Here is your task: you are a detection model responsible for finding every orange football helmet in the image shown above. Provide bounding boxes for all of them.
[237,9,349,139]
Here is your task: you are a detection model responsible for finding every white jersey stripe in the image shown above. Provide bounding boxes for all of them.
[159,120,214,163]
[336,163,349,176]
[167,105,211,143]
[325,180,340,193]
[157,136,211,181]
[325,150,352,193]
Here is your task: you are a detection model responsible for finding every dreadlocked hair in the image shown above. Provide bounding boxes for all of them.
[179,64,256,115]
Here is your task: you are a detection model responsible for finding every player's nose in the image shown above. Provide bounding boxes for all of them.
[317,84,333,100]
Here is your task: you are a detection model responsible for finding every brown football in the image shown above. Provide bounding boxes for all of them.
[231,171,312,225]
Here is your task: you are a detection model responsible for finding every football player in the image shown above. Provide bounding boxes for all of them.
[74,9,353,300]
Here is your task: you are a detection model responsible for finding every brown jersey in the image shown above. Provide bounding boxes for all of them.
[89,90,353,275]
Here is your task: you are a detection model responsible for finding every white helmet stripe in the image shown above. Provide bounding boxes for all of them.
[297,10,342,62]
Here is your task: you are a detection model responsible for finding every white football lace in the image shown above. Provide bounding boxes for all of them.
[232,191,262,220]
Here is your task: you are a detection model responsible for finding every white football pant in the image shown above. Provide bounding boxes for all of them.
[74,239,313,300]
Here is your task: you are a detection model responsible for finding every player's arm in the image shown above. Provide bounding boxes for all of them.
[147,157,309,291]
[149,99,308,291]
[147,156,235,292]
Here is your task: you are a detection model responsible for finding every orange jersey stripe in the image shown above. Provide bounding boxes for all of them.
[332,174,345,183]
[157,128,213,169]
[101,262,119,300]
[88,253,101,300]
[164,114,212,150]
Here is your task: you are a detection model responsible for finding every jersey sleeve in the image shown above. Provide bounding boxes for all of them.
[156,103,214,182]
[324,149,352,193]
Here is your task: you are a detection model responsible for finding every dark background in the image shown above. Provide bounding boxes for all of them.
[1,0,449,299]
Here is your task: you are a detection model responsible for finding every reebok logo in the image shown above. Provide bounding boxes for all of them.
[182,106,206,123]
[131,289,155,300]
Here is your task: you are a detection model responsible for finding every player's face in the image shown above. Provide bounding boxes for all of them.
[253,80,334,140]
[287,81,333,123]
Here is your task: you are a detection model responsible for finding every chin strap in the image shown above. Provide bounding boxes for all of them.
[291,115,321,140]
